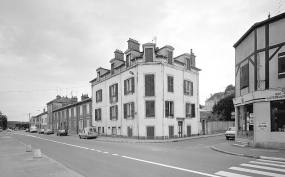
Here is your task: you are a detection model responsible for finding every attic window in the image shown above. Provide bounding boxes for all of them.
[145,48,153,62]
[111,63,115,75]
[126,54,131,67]
[97,72,100,81]
[168,51,173,64]
[186,58,191,70]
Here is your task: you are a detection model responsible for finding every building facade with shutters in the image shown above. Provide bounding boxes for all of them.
[233,12,285,148]
[52,94,92,134]
[90,38,201,139]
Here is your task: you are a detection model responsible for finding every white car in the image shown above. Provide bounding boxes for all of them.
[79,126,98,139]
[225,127,235,140]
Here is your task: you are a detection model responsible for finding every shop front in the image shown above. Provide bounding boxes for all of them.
[233,89,285,149]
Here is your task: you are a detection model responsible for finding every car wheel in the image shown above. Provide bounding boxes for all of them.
[226,137,229,140]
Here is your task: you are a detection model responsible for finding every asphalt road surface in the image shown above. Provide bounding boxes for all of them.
[3,131,285,177]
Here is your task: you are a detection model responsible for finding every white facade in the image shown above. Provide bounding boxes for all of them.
[91,39,201,139]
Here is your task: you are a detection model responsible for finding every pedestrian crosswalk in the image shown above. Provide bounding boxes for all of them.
[215,159,285,177]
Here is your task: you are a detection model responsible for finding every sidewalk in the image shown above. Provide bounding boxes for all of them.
[211,141,285,162]
[67,133,225,143]
[0,135,84,177]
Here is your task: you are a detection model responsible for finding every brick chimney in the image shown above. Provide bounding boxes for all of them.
[81,94,89,101]
[56,95,61,100]
[114,49,124,60]
[127,38,140,52]
[71,96,78,103]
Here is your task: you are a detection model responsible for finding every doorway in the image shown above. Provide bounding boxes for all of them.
[178,121,183,138]
[187,126,191,137]
[127,126,132,138]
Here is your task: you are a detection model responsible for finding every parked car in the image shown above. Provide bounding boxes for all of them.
[44,129,54,135]
[25,128,29,132]
[225,127,235,140]
[7,128,11,132]
[30,126,37,133]
[79,126,98,139]
[38,129,45,134]
[57,129,68,136]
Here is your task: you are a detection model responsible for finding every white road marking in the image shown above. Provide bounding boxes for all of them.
[240,163,285,172]
[90,149,95,151]
[249,161,285,168]
[112,154,118,156]
[257,159,285,164]
[103,152,109,154]
[121,156,220,177]
[230,166,285,177]
[96,150,101,152]
[215,171,252,177]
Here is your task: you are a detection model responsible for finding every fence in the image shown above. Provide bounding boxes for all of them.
[202,121,235,135]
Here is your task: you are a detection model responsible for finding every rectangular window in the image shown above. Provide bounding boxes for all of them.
[186,58,191,70]
[191,104,195,118]
[240,63,249,89]
[271,100,285,132]
[109,83,118,103]
[110,105,118,120]
[111,63,115,75]
[124,77,135,95]
[146,101,155,117]
[96,89,102,103]
[145,74,155,96]
[145,48,153,62]
[168,51,173,64]
[102,127,104,133]
[184,80,193,96]
[124,102,135,119]
[98,127,101,133]
[169,126,174,138]
[186,103,191,118]
[112,127,117,135]
[168,76,174,92]
[278,52,285,78]
[165,101,174,117]
[126,54,131,67]
[95,108,101,121]
[146,126,155,139]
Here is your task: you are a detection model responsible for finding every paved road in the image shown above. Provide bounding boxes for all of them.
[3,131,285,177]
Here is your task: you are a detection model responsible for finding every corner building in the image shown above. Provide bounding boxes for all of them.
[233,12,285,148]
[90,38,201,139]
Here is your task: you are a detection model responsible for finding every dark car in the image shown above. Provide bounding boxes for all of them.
[38,129,45,134]
[44,129,54,135]
[57,129,68,136]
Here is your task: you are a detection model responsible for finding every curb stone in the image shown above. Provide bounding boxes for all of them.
[211,145,285,162]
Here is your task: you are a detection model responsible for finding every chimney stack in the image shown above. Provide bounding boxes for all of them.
[127,38,140,52]
[81,94,89,101]
[190,49,196,67]
[114,49,124,60]
[56,95,61,100]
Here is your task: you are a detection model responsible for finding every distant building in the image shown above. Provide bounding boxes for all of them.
[233,12,285,148]
[90,38,201,139]
[205,92,224,111]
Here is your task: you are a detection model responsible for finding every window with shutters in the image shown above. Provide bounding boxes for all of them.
[191,104,195,118]
[185,103,191,118]
[186,58,191,70]
[145,74,155,96]
[126,54,131,67]
[96,89,102,103]
[110,105,118,120]
[184,80,193,96]
[167,76,174,92]
[165,101,174,118]
[124,102,135,119]
[124,77,135,95]
[168,51,173,64]
[278,52,285,78]
[240,63,249,89]
[145,101,155,117]
[95,108,101,121]
[109,83,118,103]
[145,48,153,62]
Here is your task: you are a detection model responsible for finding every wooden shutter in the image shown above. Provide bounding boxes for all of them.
[168,51,173,64]
[116,105,118,120]
[99,109,101,120]
[96,91,98,102]
[124,103,127,119]
[109,85,112,103]
[244,64,249,88]
[191,104,195,118]
[145,48,153,62]
[131,77,135,93]
[184,80,186,95]
[110,107,112,120]
[186,103,188,118]
[126,54,129,67]
[100,90,102,102]
[124,80,127,95]
[151,101,155,117]
[95,109,97,121]
[131,102,135,118]
[115,83,118,102]
[191,81,193,96]
[165,101,169,117]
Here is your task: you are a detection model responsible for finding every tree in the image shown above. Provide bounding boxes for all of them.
[211,93,235,121]
[0,111,8,130]
[224,84,235,94]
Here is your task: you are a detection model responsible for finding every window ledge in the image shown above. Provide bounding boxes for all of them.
[145,116,156,119]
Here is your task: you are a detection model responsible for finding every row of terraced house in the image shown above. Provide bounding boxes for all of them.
[31,38,202,139]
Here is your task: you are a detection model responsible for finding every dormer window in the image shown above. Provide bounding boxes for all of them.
[97,72,100,81]
[168,51,173,64]
[186,58,191,70]
[111,63,114,75]
[145,48,153,62]
[126,54,131,67]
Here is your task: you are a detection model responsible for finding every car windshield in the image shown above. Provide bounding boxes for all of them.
[228,127,235,131]
[89,128,93,132]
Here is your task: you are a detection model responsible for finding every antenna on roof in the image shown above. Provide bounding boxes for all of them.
[152,36,157,45]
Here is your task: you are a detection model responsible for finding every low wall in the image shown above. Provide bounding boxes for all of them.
[204,121,235,135]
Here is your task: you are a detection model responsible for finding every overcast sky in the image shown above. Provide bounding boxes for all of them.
[1,0,284,121]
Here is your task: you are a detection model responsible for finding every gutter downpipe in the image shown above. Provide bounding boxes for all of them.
[162,62,165,139]
[136,60,139,139]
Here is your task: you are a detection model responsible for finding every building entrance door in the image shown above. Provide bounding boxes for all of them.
[127,127,132,138]
[178,121,183,138]
[187,126,191,137]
